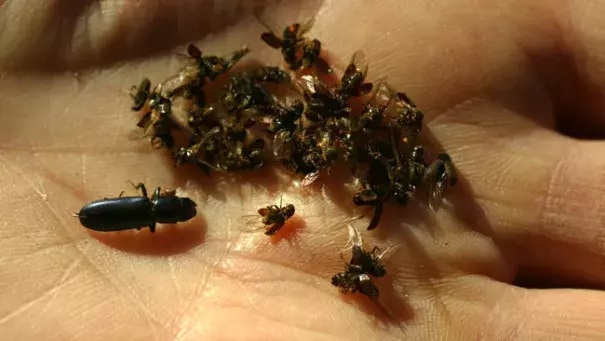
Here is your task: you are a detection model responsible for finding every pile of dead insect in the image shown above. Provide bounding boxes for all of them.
[125,20,457,307]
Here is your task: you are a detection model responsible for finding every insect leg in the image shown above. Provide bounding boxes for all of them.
[151,187,162,201]
[128,181,148,197]
[366,202,384,230]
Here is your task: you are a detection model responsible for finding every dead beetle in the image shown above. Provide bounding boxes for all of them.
[75,182,197,232]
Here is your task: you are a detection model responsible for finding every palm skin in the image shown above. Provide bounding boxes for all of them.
[2,0,605,340]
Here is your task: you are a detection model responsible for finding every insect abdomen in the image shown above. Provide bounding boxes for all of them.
[78,197,154,231]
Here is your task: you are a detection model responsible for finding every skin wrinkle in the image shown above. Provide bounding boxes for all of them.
[233,283,350,340]
[210,304,346,340]
[541,144,579,236]
[0,256,81,324]
[478,286,516,341]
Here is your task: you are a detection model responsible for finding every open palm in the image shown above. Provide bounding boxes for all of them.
[2,0,605,340]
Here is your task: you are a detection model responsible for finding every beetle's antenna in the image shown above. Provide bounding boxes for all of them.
[71,212,81,218]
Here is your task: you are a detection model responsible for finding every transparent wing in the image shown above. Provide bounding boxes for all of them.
[221,46,251,69]
[428,178,446,211]
[374,244,398,261]
[301,171,320,187]
[345,223,363,250]
[156,66,198,96]
[345,50,369,79]
[236,214,264,233]
[371,79,395,107]
[272,131,289,158]
[297,74,318,94]
[298,16,317,37]
[255,13,277,33]
[297,74,330,96]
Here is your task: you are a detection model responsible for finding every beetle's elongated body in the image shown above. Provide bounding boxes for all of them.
[76,183,197,232]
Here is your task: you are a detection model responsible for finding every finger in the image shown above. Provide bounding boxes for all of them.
[0,0,320,70]
[513,0,605,139]
[426,95,605,288]
[487,287,605,340]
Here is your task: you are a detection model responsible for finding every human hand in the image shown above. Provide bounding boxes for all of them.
[2,0,605,340]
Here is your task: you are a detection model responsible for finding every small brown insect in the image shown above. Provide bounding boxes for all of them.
[337,51,373,100]
[332,224,395,300]
[392,91,424,141]
[424,153,457,210]
[130,78,151,111]
[257,198,295,235]
[241,197,296,236]
[135,91,179,149]
[259,18,332,74]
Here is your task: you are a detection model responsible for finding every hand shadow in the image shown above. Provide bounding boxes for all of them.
[336,273,415,324]
[90,214,206,256]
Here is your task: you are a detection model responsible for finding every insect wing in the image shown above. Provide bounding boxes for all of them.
[349,50,369,79]
[346,224,364,250]
[372,80,395,106]
[428,177,446,211]
[272,131,289,158]
[298,17,316,38]
[297,74,319,94]
[201,126,222,142]
[237,214,265,233]
[438,153,458,186]
[298,74,330,98]
[375,244,398,262]
[222,46,251,70]
[301,171,320,187]
[156,67,197,97]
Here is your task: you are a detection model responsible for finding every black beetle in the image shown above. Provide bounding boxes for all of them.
[75,182,197,232]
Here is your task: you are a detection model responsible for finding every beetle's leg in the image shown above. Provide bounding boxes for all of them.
[128,181,148,197]
[149,222,156,233]
[118,191,125,198]
[151,187,161,201]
